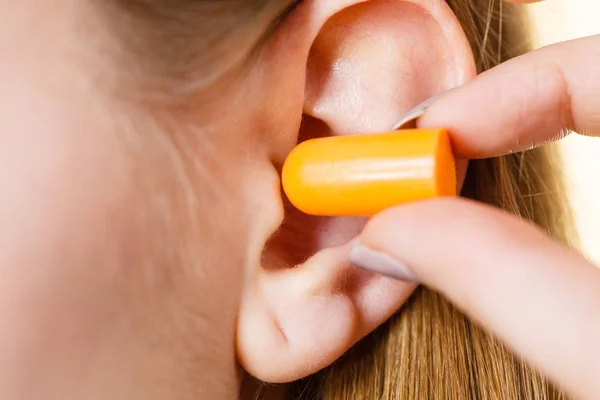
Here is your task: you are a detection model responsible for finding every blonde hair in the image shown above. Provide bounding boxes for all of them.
[296,1,576,399]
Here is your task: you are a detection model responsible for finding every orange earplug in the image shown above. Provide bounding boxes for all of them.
[281,129,456,217]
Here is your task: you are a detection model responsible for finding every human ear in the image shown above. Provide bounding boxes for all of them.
[237,0,476,383]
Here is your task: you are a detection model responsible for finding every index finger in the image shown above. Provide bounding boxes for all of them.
[419,35,600,158]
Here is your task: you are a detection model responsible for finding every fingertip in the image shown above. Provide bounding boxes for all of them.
[356,197,478,275]
[360,197,475,243]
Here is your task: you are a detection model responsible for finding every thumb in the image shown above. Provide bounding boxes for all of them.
[349,198,600,400]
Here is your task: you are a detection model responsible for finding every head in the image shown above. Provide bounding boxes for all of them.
[1,0,575,399]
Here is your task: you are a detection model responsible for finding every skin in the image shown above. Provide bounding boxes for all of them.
[356,25,600,400]
[2,0,600,399]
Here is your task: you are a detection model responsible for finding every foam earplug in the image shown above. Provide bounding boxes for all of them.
[281,129,456,217]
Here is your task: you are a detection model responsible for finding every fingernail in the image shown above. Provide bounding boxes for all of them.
[392,92,445,130]
[348,240,418,282]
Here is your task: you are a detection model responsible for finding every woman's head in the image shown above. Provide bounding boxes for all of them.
[0,0,572,398]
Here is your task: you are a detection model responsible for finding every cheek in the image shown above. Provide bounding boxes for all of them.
[0,6,255,391]
[0,34,247,310]
[0,67,132,263]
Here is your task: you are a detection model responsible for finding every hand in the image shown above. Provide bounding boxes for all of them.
[349,34,600,400]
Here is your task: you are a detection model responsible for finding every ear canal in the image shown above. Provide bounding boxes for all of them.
[237,0,476,384]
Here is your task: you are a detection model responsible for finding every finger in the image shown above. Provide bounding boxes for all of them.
[349,198,600,400]
[419,35,600,158]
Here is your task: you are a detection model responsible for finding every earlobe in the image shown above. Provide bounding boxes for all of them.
[237,0,476,384]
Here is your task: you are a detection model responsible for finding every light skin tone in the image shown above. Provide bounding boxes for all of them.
[350,31,600,400]
[0,0,598,399]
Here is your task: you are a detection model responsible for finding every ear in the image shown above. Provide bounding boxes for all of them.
[237,0,476,383]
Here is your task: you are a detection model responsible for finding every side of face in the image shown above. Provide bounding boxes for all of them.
[0,3,257,398]
[0,0,475,398]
